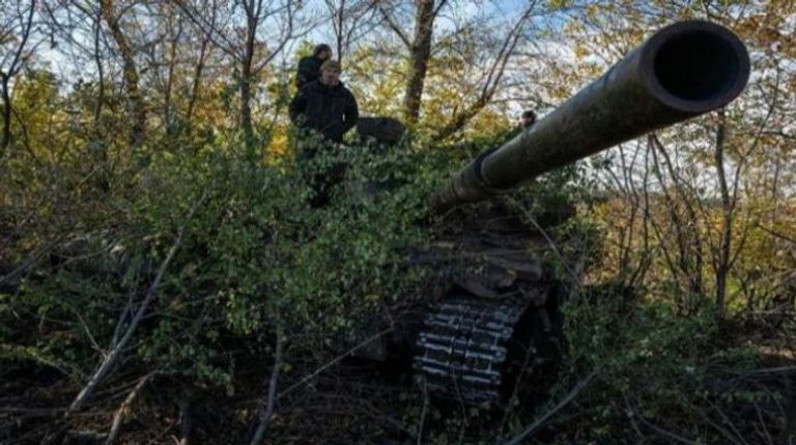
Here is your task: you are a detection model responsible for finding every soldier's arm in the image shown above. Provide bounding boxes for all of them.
[296,58,314,86]
[342,92,359,134]
[289,88,307,124]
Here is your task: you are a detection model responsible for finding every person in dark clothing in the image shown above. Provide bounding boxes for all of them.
[295,44,332,89]
[289,59,359,207]
[498,109,538,147]
[289,59,359,144]
[519,109,536,128]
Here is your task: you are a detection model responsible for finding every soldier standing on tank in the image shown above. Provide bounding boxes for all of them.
[289,60,359,207]
[500,109,537,145]
[519,110,536,129]
[295,44,333,89]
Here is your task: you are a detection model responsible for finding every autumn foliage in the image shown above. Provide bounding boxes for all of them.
[1,1,794,443]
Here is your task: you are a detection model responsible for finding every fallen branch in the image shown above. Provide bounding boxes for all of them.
[105,371,157,445]
[742,366,796,376]
[628,397,699,445]
[277,327,393,400]
[0,406,66,415]
[178,397,191,445]
[416,380,429,445]
[695,404,746,445]
[67,193,205,416]
[753,401,773,445]
[250,327,285,445]
[503,370,597,445]
[635,413,699,445]
[781,376,796,445]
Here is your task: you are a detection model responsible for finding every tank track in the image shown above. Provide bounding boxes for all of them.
[413,285,557,405]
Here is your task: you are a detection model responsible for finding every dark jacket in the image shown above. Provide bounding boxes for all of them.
[289,80,359,143]
[296,55,323,88]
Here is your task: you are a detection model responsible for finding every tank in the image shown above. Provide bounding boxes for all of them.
[357,20,750,406]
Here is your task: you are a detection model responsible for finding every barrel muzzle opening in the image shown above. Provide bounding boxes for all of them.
[644,21,750,113]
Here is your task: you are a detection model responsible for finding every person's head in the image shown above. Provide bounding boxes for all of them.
[520,110,536,128]
[320,60,342,85]
[314,44,333,61]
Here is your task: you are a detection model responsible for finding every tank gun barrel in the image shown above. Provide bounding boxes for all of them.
[430,20,750,212]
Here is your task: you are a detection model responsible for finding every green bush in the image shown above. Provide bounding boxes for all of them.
[1,137,449,391]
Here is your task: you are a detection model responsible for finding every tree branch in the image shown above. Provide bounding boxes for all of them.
[277,327,392,400]
[431,2,536,141]
[66,193,206,416]
[249,325,285,445]
[377,2,410,48]
[503,371,597,445]
[104,371,157,445]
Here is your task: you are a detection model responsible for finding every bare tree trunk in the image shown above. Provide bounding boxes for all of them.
[92,9,107,134]
[0,0,37,153]
[333,0,346,61]
[177,0,296,160]
[164,8,184,137]
[1,76,11,151]
[185,37,209,127]
[403,0,435,126]
[240,60,255,158]
[101,0,147,150]
[240,0,260,160]
[714,109,732,318]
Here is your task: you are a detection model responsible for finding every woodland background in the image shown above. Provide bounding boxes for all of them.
[1,0,795,443]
